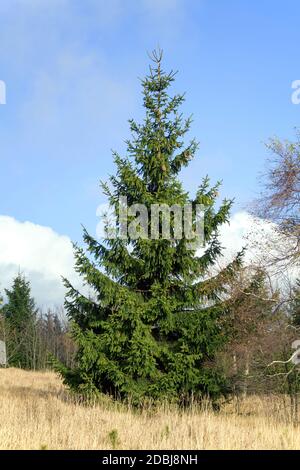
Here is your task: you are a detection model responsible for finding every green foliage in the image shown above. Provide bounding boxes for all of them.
[291,279,300,327]
[3,273,38,368]
[58,50,242,405]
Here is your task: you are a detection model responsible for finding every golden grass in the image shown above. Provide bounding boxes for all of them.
[0,367,299,450]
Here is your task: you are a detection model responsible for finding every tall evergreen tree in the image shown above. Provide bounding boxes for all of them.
[3,273,37,368]
[60,51,242,404]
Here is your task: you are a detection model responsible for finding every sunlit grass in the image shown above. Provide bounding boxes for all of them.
[0,368,298,450]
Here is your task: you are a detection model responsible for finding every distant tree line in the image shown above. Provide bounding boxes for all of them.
[0,273,76,370]
[1,268,299,401]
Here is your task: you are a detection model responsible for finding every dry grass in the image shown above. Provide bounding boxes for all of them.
[0,367,299,450]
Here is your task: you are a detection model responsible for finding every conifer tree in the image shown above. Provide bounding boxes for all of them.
[60,51,242,404]
[3,273,37,368]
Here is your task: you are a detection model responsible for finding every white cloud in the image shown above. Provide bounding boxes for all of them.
[196,211,270,264]
[0,216,80,310]
[219,211,274,263]
[218,212,299,288]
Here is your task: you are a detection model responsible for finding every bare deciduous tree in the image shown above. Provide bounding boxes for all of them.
[253,131,300,268]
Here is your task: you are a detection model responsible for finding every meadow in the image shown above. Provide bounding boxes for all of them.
[0,368,299,450]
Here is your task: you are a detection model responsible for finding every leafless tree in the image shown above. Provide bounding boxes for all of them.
[252,130,300,269]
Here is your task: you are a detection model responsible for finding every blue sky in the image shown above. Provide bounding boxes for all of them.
[1,0,299,241]
[0,0,299,306]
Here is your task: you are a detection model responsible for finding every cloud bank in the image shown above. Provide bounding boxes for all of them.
[0,216,79,310]
[0,211,278,309]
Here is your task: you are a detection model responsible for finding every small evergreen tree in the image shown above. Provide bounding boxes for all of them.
[3,273,38,368]
[60,51,242,404]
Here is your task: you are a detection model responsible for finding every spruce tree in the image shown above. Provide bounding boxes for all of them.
[3,273,37,368]
[60,50,242,404]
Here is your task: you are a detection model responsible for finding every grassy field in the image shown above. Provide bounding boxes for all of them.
[0,368,299,450]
